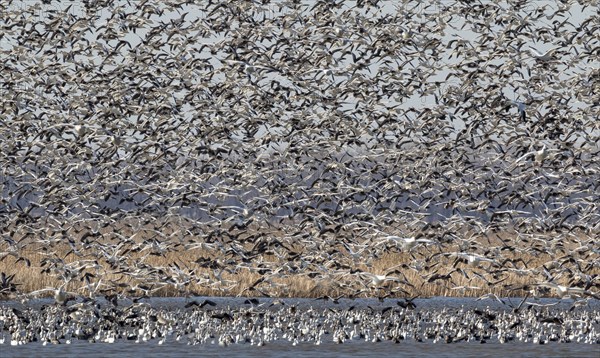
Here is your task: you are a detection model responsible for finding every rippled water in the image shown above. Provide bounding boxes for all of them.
[4,339,599,358]
[2,297,599,357]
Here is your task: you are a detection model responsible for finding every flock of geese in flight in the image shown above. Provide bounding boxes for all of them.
[0,0,599,337]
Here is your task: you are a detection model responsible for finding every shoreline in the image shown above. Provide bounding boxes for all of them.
[1,296,599,348]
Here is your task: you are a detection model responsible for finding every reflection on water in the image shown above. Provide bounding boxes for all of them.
[4,339,600,358]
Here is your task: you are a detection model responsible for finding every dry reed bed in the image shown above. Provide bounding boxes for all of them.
[1,228,598,300]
